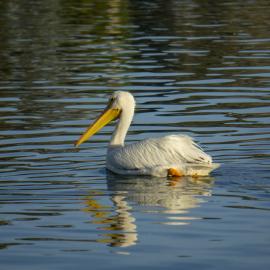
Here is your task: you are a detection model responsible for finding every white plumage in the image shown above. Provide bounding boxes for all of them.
[75,91,219,177]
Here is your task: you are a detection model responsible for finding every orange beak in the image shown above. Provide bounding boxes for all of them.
[74,107,121,147]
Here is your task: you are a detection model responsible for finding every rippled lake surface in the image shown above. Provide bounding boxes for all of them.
[1,0,270,269]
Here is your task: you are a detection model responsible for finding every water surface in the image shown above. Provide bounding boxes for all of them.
[0,0,270,269]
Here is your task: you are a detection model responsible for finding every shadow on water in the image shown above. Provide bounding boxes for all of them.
[83,172,214,247]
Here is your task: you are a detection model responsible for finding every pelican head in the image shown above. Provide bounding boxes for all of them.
[75,91,135,147]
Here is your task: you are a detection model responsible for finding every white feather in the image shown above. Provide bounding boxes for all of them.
[107,134,218,177]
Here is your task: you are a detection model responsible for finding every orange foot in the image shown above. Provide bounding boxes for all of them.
[167,168,183,177]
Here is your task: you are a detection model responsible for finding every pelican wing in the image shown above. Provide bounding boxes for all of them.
[107,134,212,171]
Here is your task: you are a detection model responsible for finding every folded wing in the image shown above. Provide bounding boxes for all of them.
[107,134,212,171]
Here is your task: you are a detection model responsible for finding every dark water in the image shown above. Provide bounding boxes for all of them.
[1,0,270,269]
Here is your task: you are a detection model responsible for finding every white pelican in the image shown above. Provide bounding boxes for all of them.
[75,91,220,177]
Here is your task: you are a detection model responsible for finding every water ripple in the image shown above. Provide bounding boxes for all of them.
[0,0,270,268]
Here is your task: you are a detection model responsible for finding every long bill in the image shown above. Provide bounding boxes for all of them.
[74,107,120,147]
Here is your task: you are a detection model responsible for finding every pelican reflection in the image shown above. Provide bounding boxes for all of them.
[83,174,214,247]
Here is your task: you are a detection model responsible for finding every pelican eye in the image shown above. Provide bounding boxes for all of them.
[108,97,115,105]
